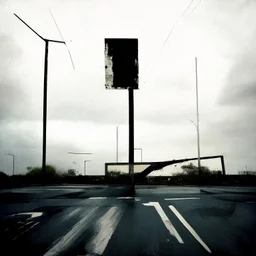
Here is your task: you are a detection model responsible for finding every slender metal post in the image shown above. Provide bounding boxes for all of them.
[128,87,134,186]
[42,40,49,176]
[195,57,201,175]
[84,160,91,176]
[220,156,226,175]
[7,154,15,176]
[84,161,86,176]
[13,155,15,176]
[116,126,119,163]
[134,148,142,162]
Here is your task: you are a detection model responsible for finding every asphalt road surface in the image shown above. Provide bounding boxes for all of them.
[1,185,256,256]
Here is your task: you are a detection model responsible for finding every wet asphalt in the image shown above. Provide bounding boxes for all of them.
[1,185,256,256]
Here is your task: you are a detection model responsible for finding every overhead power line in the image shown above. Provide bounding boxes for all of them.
[48,8,75,70]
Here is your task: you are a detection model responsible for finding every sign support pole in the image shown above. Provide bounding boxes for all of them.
[128,87,134,188]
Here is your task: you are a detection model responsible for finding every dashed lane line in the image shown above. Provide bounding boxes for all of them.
[88,197,107,200]
[165,197,200,201]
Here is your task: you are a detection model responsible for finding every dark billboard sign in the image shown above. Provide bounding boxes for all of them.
[105,38,138,89]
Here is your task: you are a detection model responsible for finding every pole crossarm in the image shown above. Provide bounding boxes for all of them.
[47,39,65,44]
[14,13,44,40]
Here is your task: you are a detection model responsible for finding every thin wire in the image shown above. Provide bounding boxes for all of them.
[181,0,196,17]
[144,0,196,86]
[183,0,202,20]
[160,0,195,51]
[48,8,75,70]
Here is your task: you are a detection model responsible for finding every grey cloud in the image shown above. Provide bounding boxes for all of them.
[218,26,256,106]
[0,34,28,121]
[220,82,256,106]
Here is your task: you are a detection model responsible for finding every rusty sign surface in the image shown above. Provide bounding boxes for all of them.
[105,38,138,89]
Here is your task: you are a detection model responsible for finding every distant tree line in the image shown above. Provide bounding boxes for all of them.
[173,163,222,176]
[25,165,79,178]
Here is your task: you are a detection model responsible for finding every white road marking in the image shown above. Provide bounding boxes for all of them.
[13,221,39,241]
[11,212,43,218]
[169,205,212,253]
[61,208,82,222]
[165,197,200,201]
[117,197,141,201]
[88,197,107,200]
[44,207,99,256]
[143,202,183,244]
[18,221,34,229]
[85,206,123,255]
[246,201,256,204]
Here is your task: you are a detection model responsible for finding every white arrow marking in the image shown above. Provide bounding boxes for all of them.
[11,212,43,218]
[169,205,211,253]
[143,202,183,243]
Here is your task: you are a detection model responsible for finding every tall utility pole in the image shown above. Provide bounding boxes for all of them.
[128,87,134,186]
[7,153,15,176]
[116,126,119,163]
[195,57,201,174]
[14,14,67,176]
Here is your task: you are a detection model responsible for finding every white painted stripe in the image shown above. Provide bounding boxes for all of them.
[88,197,107,200]
[246,201,256,204]
[13,221,39,240]
[165,197,200,201]
[143,202,183,243]
[169,205,211,253]
[44,207,99,256]
[85,206,123,255]
[117,197,141,200]
[62,208,82,222]
[11,212,43,218]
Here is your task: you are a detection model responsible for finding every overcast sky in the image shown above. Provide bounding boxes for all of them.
[0,0,255,176]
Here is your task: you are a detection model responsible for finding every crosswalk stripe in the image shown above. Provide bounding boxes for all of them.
[85,206,123,255]
[44,207,99,256]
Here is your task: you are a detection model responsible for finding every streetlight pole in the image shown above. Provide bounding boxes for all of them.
[84,160,91,176]
[14,14,69,176]
[7,153,15,176]
[134,148,143,162]
[195,57,201,174]
[116,126,119,163]
[68,152,93,175]
[189,119,201,175]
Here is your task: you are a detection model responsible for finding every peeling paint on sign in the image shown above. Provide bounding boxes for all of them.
[104,38,138,89]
